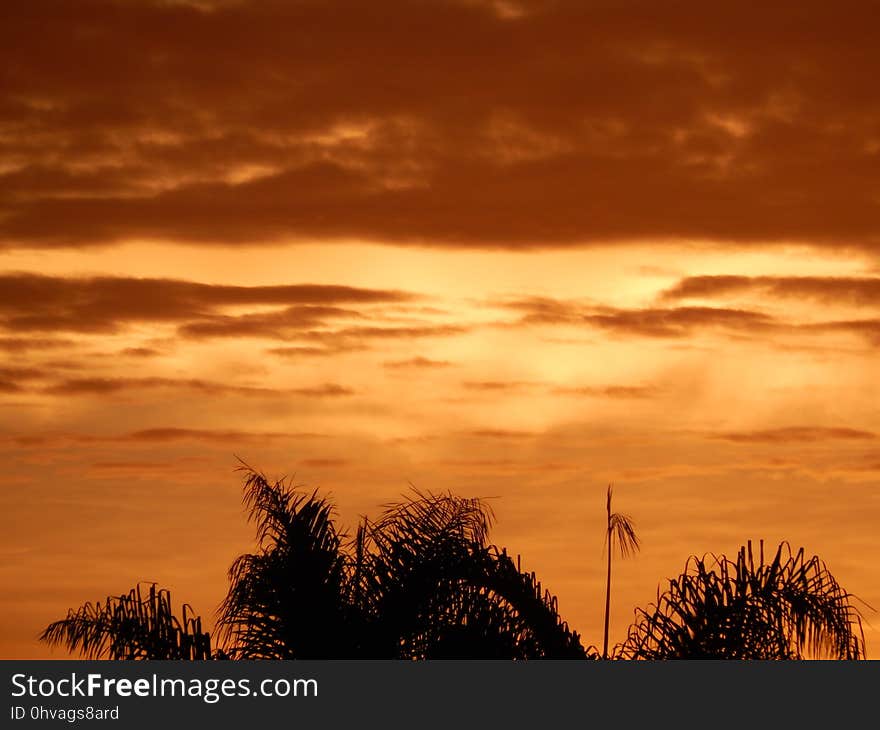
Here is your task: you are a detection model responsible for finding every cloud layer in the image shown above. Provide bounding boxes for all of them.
[0,273,411,333]
[2,1,879,251]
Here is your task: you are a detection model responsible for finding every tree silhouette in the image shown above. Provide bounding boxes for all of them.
[40,583,215,660]
[615,540,867,659]
[41,464,587,660]
[39,466,868,661]
[217,464,586,658]
[601,485,639,659]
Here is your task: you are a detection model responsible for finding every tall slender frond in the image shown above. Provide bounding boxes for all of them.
[603,485,640,658]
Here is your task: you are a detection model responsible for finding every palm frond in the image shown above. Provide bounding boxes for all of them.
[216,464,350,658]
[608,512,640,558]
[39,583,213,660]
[350,489,495,656]
[616,540,866,659]
[349,488,586,658]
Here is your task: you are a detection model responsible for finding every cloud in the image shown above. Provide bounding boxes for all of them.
[0,273,412,334]
[498,297,590,326]
[505,297,880,347]
[119,347,163,357]
[177,306,362,339]
[0,367,47,381]
[40,377,271,397]
[552,385,660,399]
[461,378,660,399]
[289,325,469,351]
[462,380,537,392]
[710,426,877,444]
[466,428,538,439]
[267,345,366,358]
[804,319,880,346]
[311,325,468,340]
[290,383,354,398]
[0,366,50,393]
[501,297,775,338]
[2,1,879,252]
[1,427,325,447]
[584,306,775,338]
[192,321,467,344]
[121,427,322,443]
[39,376,353,398]
[383,356,453,369]
[298,458,349,468]
[0,337,76,351]
[662,276,880,306]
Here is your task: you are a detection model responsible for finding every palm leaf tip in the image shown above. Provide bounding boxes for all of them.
[603,484,640,556]
[608,512,640,558]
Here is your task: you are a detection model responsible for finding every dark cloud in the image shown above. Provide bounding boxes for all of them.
[500,296,880,346]
[462,378,659,398]
[122,427,322,443]
[178,306,362,339]
[0,366,49,393]
[187,320,467,343]
[502,297,775,338]
[0,427,325,447]
[801,319,880,346]
[310,325,468,340]
[119,347,162,357]
[299,458,349,468]
[462,380,537,392]
[498,297,590,326]
[552,385,660,398]
[466,428,538,439]
[0,273,412,334]
[711,426,877,444]
[39,376,353,398]
[40,376,279,397]
[383,356,453,369]
[662,276,880,306]
[0,367,47,381]
[2,1,879,251]
[290,383,355,398]
[584,306,774,338]
[267,344,367,358]
[0,337,76,351]
[289,325,469,351]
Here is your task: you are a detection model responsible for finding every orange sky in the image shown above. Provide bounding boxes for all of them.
[1,0,879,658]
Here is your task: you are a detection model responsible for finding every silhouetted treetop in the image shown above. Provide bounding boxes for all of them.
[616,540,866,659]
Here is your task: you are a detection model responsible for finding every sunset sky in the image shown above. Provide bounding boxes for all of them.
[2,0,879,658]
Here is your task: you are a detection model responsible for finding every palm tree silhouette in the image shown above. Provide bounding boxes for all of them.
[41,463,587,660]
[601,485,639,659]
[40,465,868,660]
[40,583,215,660]
[218,464,586,658]
[615,540,866,659]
